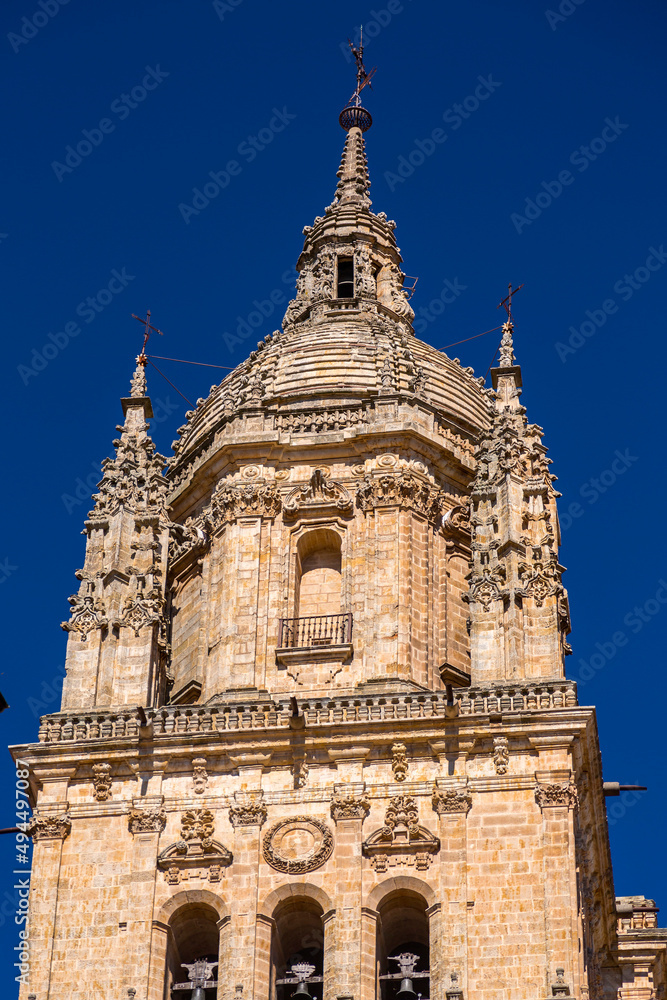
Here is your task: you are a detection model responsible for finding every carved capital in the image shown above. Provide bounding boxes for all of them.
[27,811,71,841]
[330,790,370,822]
[229,802,268,827]
[432,788,472,815]
[535,781,578,810]
[128,807,167,834]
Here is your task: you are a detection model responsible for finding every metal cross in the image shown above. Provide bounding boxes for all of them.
[131,309,164,357]
[497,282,524,324]
[347,29,377,106]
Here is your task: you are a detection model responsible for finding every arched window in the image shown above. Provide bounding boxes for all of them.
[296,530,342,619]
[165,902,222,1000]
[376,891,430,1000]
[271,896,325,1000]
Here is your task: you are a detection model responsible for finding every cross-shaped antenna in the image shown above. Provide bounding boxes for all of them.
[497,282,524,325]
[347,28,377,106]
[131,309,164,358]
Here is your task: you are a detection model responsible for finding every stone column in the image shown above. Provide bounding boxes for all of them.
[535,772,579,994]
[128,798,167,1000]
[329,785,371,1000]
[227,770,268,1000]
[432,781,473,998]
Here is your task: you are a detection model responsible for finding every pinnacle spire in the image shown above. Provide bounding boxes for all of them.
[331,126,372,210]
[497,320,515,367]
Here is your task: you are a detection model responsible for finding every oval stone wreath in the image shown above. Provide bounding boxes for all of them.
[262,816,334,874]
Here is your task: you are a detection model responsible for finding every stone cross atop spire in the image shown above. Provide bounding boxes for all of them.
[330,126,372,210]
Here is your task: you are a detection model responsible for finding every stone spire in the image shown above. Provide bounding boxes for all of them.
[60,356,171,710]
[329,126,372,210]
[464,323,571,683]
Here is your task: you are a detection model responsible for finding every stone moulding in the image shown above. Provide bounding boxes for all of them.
[262,816,334,873]
[37,680,579,743]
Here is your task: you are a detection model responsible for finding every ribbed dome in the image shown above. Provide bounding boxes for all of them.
[168,123,493,484]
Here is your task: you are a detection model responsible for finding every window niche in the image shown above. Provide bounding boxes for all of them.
[295,529,342,620]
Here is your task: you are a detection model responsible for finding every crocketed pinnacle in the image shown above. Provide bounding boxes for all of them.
[330,126,372,210]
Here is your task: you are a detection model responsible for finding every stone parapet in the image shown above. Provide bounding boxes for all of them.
[36,679,578,743]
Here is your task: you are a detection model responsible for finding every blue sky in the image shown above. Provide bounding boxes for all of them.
[1,0,666,988]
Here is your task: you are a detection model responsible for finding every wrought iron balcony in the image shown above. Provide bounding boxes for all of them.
[277,612,352,650]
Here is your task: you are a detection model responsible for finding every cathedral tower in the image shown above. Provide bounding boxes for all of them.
[12,84,666,1000]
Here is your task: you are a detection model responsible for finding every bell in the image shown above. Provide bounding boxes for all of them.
[191,989,206,1000]
[396,978,417,999]
[292,983,312,999]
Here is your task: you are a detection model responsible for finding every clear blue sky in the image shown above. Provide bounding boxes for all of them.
[1,0,666,989]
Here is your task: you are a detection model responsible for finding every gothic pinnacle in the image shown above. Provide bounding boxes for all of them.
[497,321,515,367]
[130,354,148,398]
[331,126,372,210]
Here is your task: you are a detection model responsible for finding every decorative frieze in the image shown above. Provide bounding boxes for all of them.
[27,811,71,842]
[356,472,454,524]
[263,816,334,873]
[206,481,282,528]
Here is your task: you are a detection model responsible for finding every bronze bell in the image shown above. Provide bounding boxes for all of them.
[292,982,312,999]
[191,989,206,1000]
[396,978,417,999]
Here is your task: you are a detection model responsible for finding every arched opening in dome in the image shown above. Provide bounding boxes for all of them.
[337,256,354,298]
[376,891,430,1000]
[296,529,342,620]
[271,896,325,1000]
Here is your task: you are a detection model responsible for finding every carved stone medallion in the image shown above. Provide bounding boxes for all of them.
[262,816,334,873]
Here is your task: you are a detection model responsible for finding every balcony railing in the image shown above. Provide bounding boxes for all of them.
[278,612,353,649]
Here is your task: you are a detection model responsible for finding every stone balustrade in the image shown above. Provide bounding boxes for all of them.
[37,680,578,744]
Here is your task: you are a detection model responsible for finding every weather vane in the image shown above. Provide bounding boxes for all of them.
[339,28,376,132]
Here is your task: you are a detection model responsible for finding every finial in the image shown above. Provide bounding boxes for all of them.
[495,282,524,367]
[131,309,164,358]
[130,354,148,397]
[331,126,372,209]
[339,29,375,132]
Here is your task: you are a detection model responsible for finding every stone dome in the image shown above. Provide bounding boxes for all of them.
[168,125,492,491]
